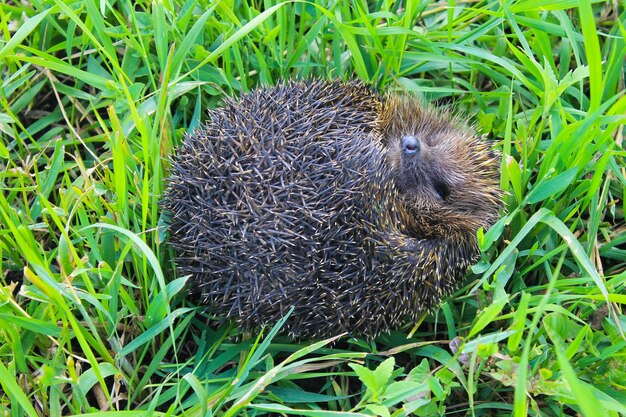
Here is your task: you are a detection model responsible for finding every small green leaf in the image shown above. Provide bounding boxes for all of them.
[349,363,378,393]
[526,167,578,204]
[77,363,120,395]
[0,8,53,60]
[365,404,390,417]
[373,357,395,391]
[467,296,509,339]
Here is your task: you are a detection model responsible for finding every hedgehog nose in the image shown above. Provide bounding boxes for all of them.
[402,136,420,156]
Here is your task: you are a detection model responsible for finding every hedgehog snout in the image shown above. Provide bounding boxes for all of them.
[402,135,420,156]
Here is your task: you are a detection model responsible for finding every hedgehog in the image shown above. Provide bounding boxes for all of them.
[163,79,501,339]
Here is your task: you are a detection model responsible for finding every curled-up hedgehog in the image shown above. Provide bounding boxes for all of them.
[163,79,502,339]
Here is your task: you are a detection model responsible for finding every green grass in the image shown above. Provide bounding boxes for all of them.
[1,0,625,415]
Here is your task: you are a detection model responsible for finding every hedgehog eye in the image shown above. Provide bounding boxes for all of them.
[433,181,450,200]
[402,136,420,156]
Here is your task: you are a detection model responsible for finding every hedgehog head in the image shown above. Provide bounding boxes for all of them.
[379,96,501,238]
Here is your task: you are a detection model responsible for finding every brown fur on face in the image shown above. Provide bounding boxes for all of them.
[378,96,502,238]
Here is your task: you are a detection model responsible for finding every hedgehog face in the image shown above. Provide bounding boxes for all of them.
[380,99,501,238]
[390,134,459,202]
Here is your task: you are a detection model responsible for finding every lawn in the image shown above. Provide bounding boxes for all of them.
[0,0,625,416]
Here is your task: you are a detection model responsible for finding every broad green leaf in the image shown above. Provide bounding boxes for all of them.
[526,167,578,204]
[0,8,54,60]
